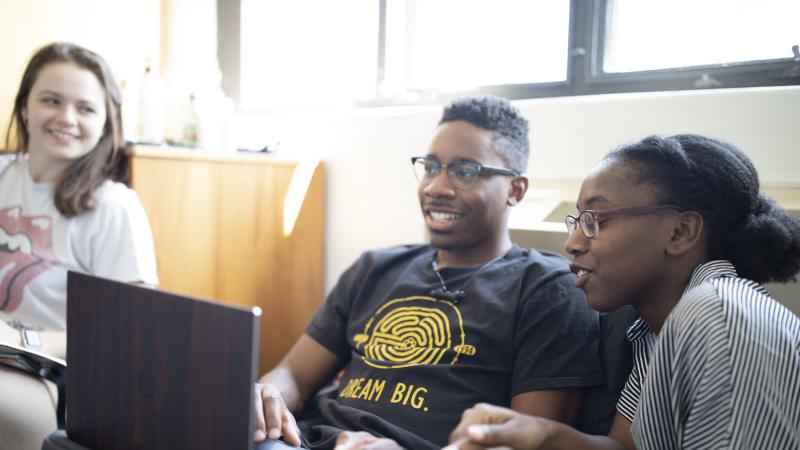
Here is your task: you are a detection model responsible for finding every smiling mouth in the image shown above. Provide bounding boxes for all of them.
[429,211,464,223]
[47,129,80,142]
[573,268,592,288]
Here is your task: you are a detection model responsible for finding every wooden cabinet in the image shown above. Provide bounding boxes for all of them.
[128,146,325,374]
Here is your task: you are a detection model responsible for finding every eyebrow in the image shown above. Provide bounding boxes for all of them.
[37,90,63,97]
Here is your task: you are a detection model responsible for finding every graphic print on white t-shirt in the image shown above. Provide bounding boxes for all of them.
[0,204,60,312]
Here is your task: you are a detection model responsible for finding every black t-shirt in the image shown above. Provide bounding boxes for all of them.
[304,244,603,448]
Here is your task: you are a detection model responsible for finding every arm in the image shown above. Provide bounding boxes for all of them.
[510,389,582,425]
[85,188,158,286]
[254,333,343,445]
[447,404,634,450]
[508,271,604,426]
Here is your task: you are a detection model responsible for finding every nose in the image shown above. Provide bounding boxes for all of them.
[564,227,589,256]
[422,169,456,198]
[55,105,77,126]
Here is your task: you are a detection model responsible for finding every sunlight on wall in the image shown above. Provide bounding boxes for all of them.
[0,0,159,136]
[283,158,320,237]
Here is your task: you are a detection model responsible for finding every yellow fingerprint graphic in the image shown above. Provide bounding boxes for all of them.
[355,296,473,369]
[364,306,451,366]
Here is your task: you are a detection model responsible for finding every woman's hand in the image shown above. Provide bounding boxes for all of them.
[445,403,553,450]
[253,382,302,446]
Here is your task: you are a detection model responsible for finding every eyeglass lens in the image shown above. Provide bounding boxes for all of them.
[414,158,481,188]
[565,211,598,238]
[579,211,597,237]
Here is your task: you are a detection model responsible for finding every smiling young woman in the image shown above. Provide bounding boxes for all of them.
[447,134,800,450]
[1,42,158,449]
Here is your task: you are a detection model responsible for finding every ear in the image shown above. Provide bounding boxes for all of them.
[21,108,28,125]
[506,176,529,206]
[665,211,704,256]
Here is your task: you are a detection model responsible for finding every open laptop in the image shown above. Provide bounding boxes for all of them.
[65,271,260,450]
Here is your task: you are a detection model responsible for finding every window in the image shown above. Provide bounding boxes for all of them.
[237,0,378,110]
[380,1,570,98]
[602,0,799,73]
[218,0,800,110]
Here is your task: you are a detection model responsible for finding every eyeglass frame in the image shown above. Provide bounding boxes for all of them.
[565,204,684,239]
[411,156,520,189]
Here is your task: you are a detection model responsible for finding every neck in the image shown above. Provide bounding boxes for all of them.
[435,234,512,269]
[28,152,68,183]
[636,255,703,333]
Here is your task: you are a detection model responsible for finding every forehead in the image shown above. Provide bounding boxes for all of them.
[30,62,105,104]
[427,120,502,164]
[577,159,661,209]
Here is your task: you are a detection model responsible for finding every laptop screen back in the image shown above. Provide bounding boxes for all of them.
[66,271,259,450]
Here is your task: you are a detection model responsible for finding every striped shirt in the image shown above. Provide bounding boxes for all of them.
[617,260,800,449]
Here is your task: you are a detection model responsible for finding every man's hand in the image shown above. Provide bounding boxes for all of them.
[253,382,302,446]
[334,431,404,450]
[444,403,553,450]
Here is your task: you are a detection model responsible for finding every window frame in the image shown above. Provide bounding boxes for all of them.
[218,0,800,110]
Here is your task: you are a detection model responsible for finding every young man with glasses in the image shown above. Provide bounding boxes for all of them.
[253,97,608,450]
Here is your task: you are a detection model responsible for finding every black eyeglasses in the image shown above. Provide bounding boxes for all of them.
[411,156,519,190]
[565,205,683,239]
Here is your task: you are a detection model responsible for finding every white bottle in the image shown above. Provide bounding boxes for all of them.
[182,93,200,147]
[138,65,167,144]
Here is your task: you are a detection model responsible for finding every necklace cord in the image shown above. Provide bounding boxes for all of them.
[430,254,505,304]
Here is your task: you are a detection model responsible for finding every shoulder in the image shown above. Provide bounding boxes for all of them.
[675,275,773,321]
[82,180,148,224]
[515,246,572,272]
[707,276,800,332]
[511,246,574,289]
[337,244,432,280]
[93,180,144,210]
[357,244,433,266]
[506,248,589,312]
[669,274,799,341]
[672,282,726,320]
[0,153,22,176]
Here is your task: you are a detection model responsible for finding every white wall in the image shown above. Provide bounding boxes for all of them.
[236,86,800,297]
[523,87,800,185]
[0,0,159,134]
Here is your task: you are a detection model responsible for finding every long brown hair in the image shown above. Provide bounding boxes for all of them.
[4,42,127,217]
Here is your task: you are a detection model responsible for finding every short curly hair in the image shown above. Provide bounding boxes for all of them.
[439,96,529,174]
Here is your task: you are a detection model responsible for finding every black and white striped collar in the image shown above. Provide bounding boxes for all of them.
[625,318,652,342]
[682,260,738,295]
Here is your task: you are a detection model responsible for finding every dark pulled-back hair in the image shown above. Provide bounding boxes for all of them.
[606,134,800,284]
[4,42,126,218]
[439,96,529,174]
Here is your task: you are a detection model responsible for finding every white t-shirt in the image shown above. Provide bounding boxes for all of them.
[0,154,158,330]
